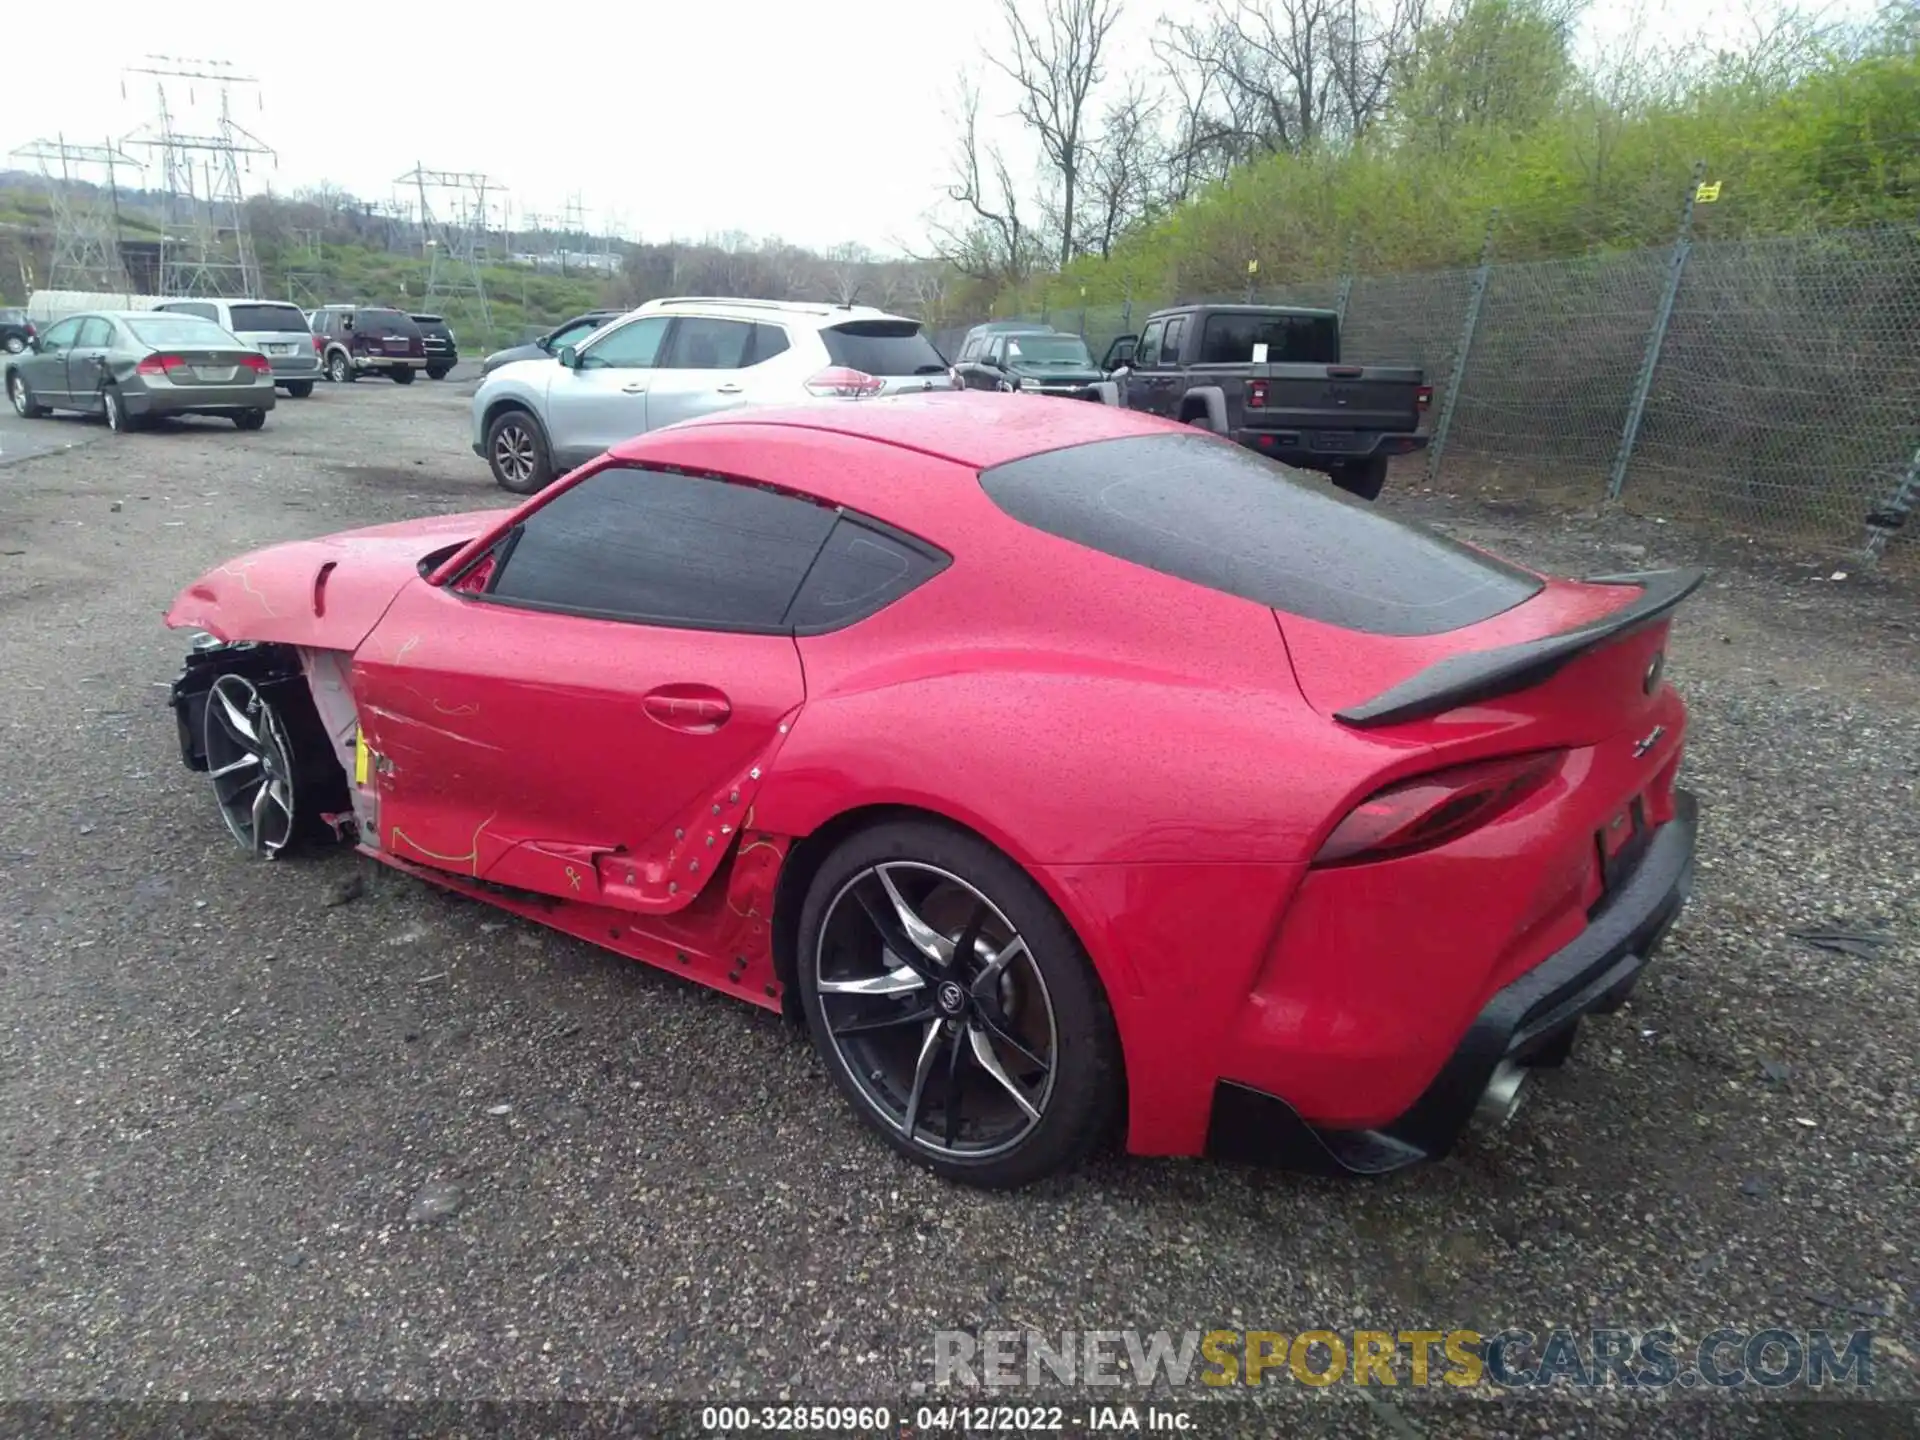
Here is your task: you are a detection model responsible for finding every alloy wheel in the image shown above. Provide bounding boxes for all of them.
[202,674,299,858]
[813,862,1057,1160]
[493,423,536,486]
[8,375,27,415]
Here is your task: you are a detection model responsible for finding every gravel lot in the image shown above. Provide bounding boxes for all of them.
[1,372,1915,1436]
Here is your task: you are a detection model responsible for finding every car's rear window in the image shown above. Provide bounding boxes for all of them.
[356,309,421,336]
[230,304,309,333]
[1198,311,1340,365]
[821,321,949,377]
[978,433,1543,637]
[126,316,240,349]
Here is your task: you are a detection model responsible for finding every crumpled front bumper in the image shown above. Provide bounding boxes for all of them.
[1206,788,1699,1176]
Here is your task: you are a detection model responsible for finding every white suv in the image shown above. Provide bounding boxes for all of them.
[469,297,958,493]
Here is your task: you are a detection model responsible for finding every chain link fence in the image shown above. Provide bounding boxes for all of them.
[948,221,1920,567]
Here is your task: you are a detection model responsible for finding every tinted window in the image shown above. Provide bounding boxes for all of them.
[355,309,420,337]
[1160,317,1187,365]
[580,316,667,369]
[159,301,219,322]
[126,316,238,348]
[1199,311,1339,365]
[1134,320,1163,369]
[1004,333,1094,367]
[230,304,309,333]
[820,321,948,377]
[959,336,982,362]
[0,309,25,324]
[978,434,1543,637]
[787,518,947,632]
[487,465,836,629]
[666,317,753,370]
[748,323,791,365]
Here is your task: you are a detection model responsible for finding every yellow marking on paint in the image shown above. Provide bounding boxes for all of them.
[388,812,498,877]
[353,730,370,784]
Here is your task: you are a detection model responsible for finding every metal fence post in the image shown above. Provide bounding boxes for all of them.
[1335,236,1356,325]
[1608,160,1708,503]
[1426,210,1499,484]
[1861,446,1918,563]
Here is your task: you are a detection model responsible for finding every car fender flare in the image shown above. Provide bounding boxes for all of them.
[1179,386,1229,433]
[479,395,554,451]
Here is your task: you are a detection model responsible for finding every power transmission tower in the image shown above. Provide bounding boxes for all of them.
[397,165,498,339]
[121,57,275,297]
[9,135,144,294]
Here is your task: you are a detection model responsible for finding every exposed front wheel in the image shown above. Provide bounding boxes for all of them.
[485,409,552,494]
[1331,456,1389,502]
[284,381,314,399]
[426,365,452,381]
[796,820,1122,1189]
[327,352,354,384]
[234,409,267,431]
[8,372,48,418]
[391,369,416,385]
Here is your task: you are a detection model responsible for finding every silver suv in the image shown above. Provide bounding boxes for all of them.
[470,297,958,493]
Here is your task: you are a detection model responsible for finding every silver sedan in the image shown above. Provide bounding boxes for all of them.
[3,310,278,432]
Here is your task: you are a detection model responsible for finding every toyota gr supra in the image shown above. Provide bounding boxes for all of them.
[162,394,1700,1189]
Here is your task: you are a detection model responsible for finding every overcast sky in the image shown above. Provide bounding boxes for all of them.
[3,0,1879,256]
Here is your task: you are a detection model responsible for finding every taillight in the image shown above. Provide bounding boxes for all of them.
[1312,751,1564,867]
[312,334,323,354]
[1416,384,1433,411]
[1248,379,1268,408]
[804,366,885,399]
[240,353,271,374]
[136,353,184,375]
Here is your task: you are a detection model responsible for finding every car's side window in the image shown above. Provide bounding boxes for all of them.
[958,336,980,363]
[1134,321,1164,370]
[747,323,790,365]
[38,318,81,353]
[550,320,594,350]
[661,318,754,371]
[76,318,115,347]
[482,465,838,630]
[785,517,948,633]
[578,316,668,370]
[1160,317,1187,366]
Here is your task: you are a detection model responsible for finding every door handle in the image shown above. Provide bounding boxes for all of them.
[642,686,732,733]
[620,382,648,394]
[715,383,743,395]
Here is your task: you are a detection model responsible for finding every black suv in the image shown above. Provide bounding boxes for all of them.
[410,314,459,380]
[1,308,36,356]
[310,305,427,384]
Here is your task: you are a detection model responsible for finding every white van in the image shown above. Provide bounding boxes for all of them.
[149,298,322,397]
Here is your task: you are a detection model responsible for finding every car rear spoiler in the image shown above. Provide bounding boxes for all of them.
[1334,568,1706,728]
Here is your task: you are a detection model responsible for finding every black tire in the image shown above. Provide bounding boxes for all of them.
[1181,405,1221,434]
[234,409,267,431]
[284,381,314,399]
[795,818,1122,1189]
[102,384,134,433]
[3,336,25,355]
[327,351,354,384]
[1331,456,1389,502]
[391,369,416,385]
[426,365,452,381]
[7,371,48,418]
[485,408,553,494]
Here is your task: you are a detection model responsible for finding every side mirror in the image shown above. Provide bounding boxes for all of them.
[557,345,579,369]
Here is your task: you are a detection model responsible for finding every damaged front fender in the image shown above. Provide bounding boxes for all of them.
[164,509,508,650]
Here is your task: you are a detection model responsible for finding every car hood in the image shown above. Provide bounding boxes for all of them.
[164,509,511,651]
[482,343,548,373]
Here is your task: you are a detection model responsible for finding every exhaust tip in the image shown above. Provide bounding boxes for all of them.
[1474,1060,1530,1129]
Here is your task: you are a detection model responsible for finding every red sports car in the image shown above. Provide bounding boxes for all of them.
[163,394,1699,1189]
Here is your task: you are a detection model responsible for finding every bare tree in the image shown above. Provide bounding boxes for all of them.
[931,78,1041,286]
[1082,81,1163,256]
[1157,0,1427,167]
[826,240,874,304]
[990,0,1124,265]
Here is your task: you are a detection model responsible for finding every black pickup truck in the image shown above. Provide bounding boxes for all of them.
[1101,304,1430,500]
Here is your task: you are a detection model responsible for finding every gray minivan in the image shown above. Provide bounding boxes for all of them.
[149,298,322,397]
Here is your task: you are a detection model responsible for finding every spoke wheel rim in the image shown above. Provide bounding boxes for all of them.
[105,392,120,428]
[9,377,25,414]
[815,861,1058,1160]
[202,674,298,858]
[494,426,533,482]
